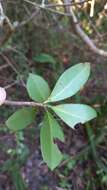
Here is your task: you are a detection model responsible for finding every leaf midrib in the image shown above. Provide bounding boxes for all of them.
[47,112,54,166]
[32,75,46,101]
[53,106,86,121]
[50,64,89,101]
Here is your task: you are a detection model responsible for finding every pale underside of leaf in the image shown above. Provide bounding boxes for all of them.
[51,104,97,129]
[46,63,90,102]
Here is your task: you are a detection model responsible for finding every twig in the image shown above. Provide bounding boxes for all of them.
[0,1,5,26]
[4,81,19,89]
[24,0,107,57]
[0,53,25,87]
[63,0,107,57]
[0,64,9,71]
[46,0,90,8]
[24,0,73,16]
[4,100,44,108]
[83,11,102,39]
[24,0,90,8]
[15,9,40,29]
[0,1,14,45]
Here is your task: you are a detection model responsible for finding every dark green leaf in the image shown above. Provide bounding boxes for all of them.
[40,112,64,170]
[34,53,56,64]
[6,107,36,131]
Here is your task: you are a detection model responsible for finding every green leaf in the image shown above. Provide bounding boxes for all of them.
[46,63,90,102]
[40,112,64,170]
[34,53,56,64]
[50,104,97,129]
[26,73,50,102]
[11,168,27,190]
[6,107,36,131]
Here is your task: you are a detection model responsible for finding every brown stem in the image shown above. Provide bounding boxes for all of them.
[4,100,44,108]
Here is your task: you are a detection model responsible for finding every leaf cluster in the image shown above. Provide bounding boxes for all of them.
[6,63,97,170]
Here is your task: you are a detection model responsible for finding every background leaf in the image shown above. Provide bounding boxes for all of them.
[40,112,64,170]
[46,63,90,102]
[34,53,56,64]
[51,104,97,129]
[27,73,50,102]
[6,107,36,131]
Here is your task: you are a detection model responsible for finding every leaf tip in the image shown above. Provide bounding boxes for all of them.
[85,62,90,69]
